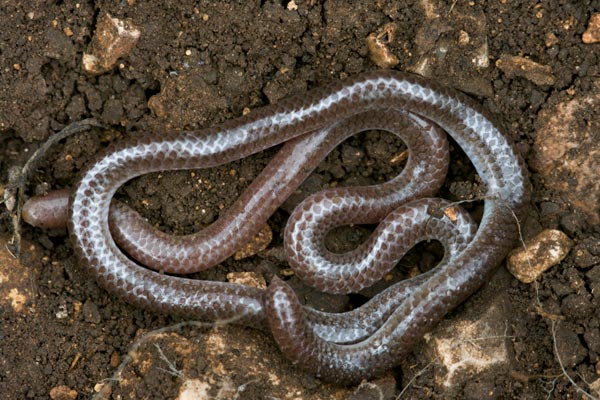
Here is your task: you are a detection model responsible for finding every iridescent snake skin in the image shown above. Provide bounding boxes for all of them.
[23,70,530,384]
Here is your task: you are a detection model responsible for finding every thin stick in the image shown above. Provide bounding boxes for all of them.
[6,118,105,255]
[550,320,598,400]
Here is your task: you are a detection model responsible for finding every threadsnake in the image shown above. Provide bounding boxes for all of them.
[23,70,530,384]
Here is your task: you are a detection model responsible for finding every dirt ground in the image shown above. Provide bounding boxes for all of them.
[1,1,600,399]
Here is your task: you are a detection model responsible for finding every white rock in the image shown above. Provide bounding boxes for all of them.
[82,13,141,75]
[507,229,573,283]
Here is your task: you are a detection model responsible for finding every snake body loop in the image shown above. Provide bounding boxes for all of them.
[25,70,529,383]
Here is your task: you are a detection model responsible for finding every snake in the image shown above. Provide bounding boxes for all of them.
[22,70,530,384]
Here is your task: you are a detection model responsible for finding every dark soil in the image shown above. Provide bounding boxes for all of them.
[1,1,599,399]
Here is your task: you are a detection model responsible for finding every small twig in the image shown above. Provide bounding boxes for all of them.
[154,343,185,378]
[550,320,598,400]
[6,118,105,256]
[539,376,559,400]
[449,0,458,14]
[232,379,259,400]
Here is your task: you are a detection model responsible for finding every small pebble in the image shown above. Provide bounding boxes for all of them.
[583,13,600,44]
[287,0,298,10]
[82,13,141,75]
[366,23,400,69]
[545,32,559,47]
[280,268,295,277]
[233,224,272,260]
[496,55,555,86]
[110,350,120,368]
[177,379,210,400]
[49,385,77,400]
[226,272,267,289]
[507,229,573,283]
[94,382,112,398]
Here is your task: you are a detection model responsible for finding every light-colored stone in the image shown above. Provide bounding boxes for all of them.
[495,55,555,86]
[583,13,600,44]
[49,385,77,400]
[233,224,272,260]
[177,379,211,400]
[530,82,600,225]
[428,303,509,388]
[286,0,298,11]
[82,13,140,75]
[545,32,559,47]
[366,23,400,69]
[507,229,573,283]
[226,271,267,289]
